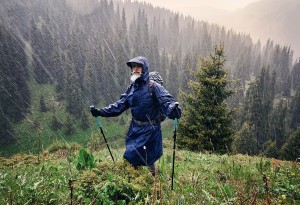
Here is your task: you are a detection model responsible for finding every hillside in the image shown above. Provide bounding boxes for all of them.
[0,144,299,204]
[1,0,300,170]
[217,0,300,59]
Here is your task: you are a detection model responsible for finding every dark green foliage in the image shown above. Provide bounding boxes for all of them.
[64,115,75,135]
[80,111,90,130]
[51,114,63,130]
[232,122,259,155]
[0,21,30,145]
[280,127,300,161]
[30,19,50,84]
[39,95,47,112]
[178,45,234,154]
[0,23,30,123]
[290,85,300,131]
[241,67,276,152]
[263,140,279,159]
[0,108,15,146]
[75,149,96,170]
[63,52,85,118]
[270,99,288,148]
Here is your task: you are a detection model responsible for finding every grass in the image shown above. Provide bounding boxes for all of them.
[1,141,299,204]
[0,81,131,157]
[1,82,299,204]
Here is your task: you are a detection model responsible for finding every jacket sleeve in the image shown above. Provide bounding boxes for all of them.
[152,83,182,119]
[100,86,131,117]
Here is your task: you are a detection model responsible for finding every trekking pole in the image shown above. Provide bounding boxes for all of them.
[171,102,179,190]
[90,106,115,163]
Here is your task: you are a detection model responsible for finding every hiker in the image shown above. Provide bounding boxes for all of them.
[90,56,181,175]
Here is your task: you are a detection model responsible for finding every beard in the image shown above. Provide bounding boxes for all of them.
[130,73,141,82]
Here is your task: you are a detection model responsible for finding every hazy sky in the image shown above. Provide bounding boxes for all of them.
[134,0,260,12]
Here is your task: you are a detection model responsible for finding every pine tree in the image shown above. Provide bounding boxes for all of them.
[178,45,234,153]
[65,115,75,135]
[232,122,259,155]
[39,95,47,112]
[0,108,15,145]
[0,22,30,123]
[51,114,63,130]
[63,52,84,118]
[30,18,50,84]
[290,85,300,130]
[242,67,276,151]
[80,111,90,130]
[280,126,300,161]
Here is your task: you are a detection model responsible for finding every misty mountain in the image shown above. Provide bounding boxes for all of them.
[216,0,300,59]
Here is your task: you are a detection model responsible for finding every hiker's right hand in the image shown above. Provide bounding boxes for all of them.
[90,107,102,117]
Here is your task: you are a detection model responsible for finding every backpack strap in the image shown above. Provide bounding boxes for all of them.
[148,80,154,97]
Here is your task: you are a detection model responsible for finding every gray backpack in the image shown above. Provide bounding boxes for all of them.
[149,71,166,122]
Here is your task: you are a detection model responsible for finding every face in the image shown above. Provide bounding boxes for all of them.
[131,63,143,75]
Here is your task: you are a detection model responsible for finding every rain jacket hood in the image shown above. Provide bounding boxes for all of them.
[127,56,149,83]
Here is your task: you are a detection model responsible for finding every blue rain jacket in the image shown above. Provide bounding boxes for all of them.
[99,56,181,167]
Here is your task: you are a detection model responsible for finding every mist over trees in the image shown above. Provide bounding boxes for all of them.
[0,0,299,159]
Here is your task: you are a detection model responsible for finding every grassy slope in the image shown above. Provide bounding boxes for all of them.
[0,82,129,156]
[0,142,299,204]
[1,83,299,204]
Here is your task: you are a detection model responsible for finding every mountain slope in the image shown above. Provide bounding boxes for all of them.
[217,0,300,59]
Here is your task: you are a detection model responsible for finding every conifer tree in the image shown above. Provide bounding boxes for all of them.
[232,122,259,155]
[290,85,300,130]
[63,52,84,118]
[241,67,276,151]
[0,23,30,123]
[39,95,47,112]
[178,45,234,153]
[280,127,300,161]
[51,114,63,131]
[65,115,75,135]
[0,108,15,145]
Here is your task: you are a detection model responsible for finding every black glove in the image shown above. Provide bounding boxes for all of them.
[169,102,182,119]
[90,106,102,117]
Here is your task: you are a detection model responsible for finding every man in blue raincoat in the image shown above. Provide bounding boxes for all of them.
[90,56,181,175]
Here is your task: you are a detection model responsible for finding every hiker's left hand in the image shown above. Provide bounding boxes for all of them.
[90,107,102,117]
[169,103,181,119]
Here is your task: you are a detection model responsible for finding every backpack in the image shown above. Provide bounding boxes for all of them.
[149,71,166,122]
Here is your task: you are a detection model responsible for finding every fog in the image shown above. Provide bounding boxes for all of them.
[134,0,300,59]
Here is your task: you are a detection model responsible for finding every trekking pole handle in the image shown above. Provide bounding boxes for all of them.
[173,102,179,131]
[90,105,103,128]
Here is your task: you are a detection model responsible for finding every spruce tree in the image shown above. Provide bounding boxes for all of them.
[241,67,276,151]
[280,127,300,161]
[39,95,47,112]
[178,45,234,154]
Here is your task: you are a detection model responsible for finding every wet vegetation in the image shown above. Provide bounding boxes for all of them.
[1,0,300,203]
[1,144,300,204]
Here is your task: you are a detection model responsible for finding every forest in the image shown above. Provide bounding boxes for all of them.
[1,0,300,160]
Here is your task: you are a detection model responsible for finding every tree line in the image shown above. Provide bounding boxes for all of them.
[0,0,299,159]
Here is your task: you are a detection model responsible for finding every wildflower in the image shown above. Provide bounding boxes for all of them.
[282,195,286,200]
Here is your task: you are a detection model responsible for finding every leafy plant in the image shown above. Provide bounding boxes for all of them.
[75,149,96,170]
[1,144,300,204]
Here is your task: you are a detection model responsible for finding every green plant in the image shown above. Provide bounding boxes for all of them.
[75,149,96,170]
